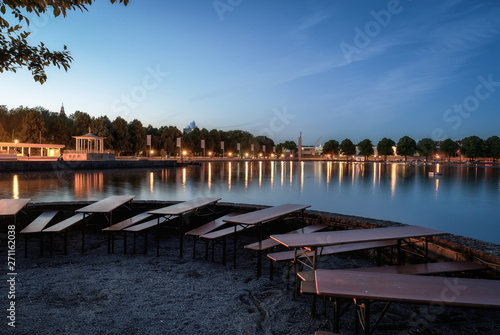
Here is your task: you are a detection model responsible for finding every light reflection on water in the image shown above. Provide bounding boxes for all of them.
[1,161,499,245]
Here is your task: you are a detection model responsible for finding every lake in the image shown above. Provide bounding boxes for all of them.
[1,161,499,245]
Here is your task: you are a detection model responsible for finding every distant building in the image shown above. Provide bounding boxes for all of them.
[60,103,66,116]
[183,121,197,133]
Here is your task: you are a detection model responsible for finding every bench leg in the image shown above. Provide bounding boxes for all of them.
[269,259,273,280]
[211,241,215,262]
[124,232,128,254]
[333,298,340,333]
[40,234,44,257]
[156,224,160,257]
[64,231,68,255]
[50,234,54,256]
[193,237,196,259]
[24,235,28,258]
[205,240,209,261]
[81,228,85,254]
[133,232,137,254]
[222,237,226,266]
[107,231,111,254]
[233,227,237,269]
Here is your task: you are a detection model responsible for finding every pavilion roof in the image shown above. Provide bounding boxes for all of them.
[73,132,106,140]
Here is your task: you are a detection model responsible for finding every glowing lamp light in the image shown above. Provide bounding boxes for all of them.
[208,151,212,156]
[182,150,187,156]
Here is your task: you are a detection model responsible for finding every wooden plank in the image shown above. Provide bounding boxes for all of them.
[76,195,135,214]
[102,211,153,231]
[346,261,487,275]
[244,224,328,251]
[185,212,240,237]
[271,226,445,249]
[314,331,340,335]
[123,219,158,232]
[268,240,397,262]
[0,198,30,216]
[199,225,250,240]
[148,197,221,216]
[315,269,500,309]
[298,261,486,282]
[43,213,86,233]
[222,204,310,226]
[20,210,58,234]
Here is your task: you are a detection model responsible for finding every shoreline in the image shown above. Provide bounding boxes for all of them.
[1,158,499,173]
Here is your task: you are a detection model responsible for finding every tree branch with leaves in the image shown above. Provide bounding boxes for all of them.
[0,0,128,84]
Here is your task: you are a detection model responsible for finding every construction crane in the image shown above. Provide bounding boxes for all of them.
[313,137,322,147]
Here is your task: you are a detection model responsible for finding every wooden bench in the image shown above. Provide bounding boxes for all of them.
[244,224,329,251]
[185,212,240,260]
[268,240,398,263]
[42,213,88,255]
[269,240,397,287]
[123,219,159,254]
[299,260,487,283]
[102,211,154,253]
[20,210,58,257]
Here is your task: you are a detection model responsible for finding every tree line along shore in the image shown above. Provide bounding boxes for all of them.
[1,105,499,161]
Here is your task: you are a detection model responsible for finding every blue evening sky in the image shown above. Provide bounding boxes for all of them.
[1,0,500,145]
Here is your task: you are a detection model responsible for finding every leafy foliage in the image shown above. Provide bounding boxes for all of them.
[485,136,500,160]
[357,139,373,159]
[417,138,436,160]
[377,137,395,160]
[0,0,128,83]
[460,136,485,159]
[396,136,416,161]
[339,138,356,156]
[322,139,339,156]
[440,138,460,162]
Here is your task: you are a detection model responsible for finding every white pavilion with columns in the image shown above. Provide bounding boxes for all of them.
[63,130,115,161]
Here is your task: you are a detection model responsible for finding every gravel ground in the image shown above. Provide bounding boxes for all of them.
[2,211,500,335]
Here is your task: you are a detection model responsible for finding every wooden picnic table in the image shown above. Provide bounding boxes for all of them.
[76,195,135,223]
[271,225,445,298]
[0,198,30,224]
[314,269,500,334]
[222,203,311,276]
[148,197,221,257]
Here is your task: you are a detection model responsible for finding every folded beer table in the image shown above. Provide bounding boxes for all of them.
[148,197,221,257]
[314,269,500,334]
[0,198,30,225]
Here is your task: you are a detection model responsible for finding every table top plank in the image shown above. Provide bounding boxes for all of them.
[20,210,58,233]
[148,197,221,216]
[76,195,135,214]
[271,225,445,248]
[315,269,500,309]
[0,198,31,216]
[222,204,310,226]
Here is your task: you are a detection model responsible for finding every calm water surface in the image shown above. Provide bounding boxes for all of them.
[1,161,499,245]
